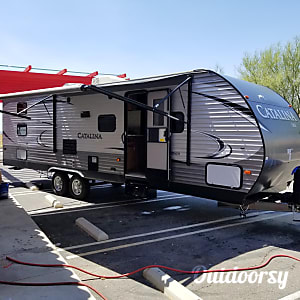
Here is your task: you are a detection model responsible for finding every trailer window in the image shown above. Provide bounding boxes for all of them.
[17,124,27,136]
[153,99,164,126]
[17,102,27,115]
[171,112,184,133]
[98,114,116,132]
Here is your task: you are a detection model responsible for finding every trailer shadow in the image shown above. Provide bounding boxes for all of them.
[84,211,300,284]
[37,180,136,204]
[29,183,300,296]
[52,197,300,287]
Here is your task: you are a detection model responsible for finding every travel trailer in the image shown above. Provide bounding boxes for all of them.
[1,69,300,211]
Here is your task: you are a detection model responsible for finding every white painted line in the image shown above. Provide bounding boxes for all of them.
[61,211,272,251]
[30,193,180,216]
[66,212,291,259]
[10,191,44,196]
[25,182,39,191]
[11,189,52,196]
[143,267,201,300]
[31,194,191,217]
[278,291,300,300]
[45,194,63,208]
[28,202,93,214]
[75,217,109,241]
[90,184,113,189]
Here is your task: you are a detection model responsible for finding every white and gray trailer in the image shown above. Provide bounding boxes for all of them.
[1,69,300,210]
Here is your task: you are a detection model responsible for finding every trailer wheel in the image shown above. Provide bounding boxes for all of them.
[52,172,69,196]
[69,175,90,200]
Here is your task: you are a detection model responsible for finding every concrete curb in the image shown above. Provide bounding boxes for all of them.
[25,182,39,191]
[143,267,201,300]
[75,217,109,241]
[45,194,63,208]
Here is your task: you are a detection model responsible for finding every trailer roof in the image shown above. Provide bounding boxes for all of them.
[1,69,289,109]
[0,84,84,99]
[224,75,291,108]
[0,69,208,99]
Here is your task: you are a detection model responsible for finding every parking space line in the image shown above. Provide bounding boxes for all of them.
[90,184,114,189]
[61,211,273,251]
[279,291,300,300]
[10,190,51,196]
[30,195,191,217]
[11,191,178,215]
[10,189,170,198]
[65,212,291,259]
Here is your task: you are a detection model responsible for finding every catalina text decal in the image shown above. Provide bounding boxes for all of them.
[256,105,298,122]
[77,133,103,139]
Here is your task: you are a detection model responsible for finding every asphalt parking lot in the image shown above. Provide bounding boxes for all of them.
[2,164,300,300]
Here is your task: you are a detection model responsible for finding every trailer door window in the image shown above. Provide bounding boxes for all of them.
[153,99,164,126]
[17,102,27,115]
[17,124,27,136]
[98,114,116,132]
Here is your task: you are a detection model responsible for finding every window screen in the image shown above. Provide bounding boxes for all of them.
[98,114,116,132]
[17,124,27,136]
[17,102,27,115]
[153,99,164,126]
[170,112,185,133]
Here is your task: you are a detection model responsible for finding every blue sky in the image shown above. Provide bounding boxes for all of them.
[0,0,299,79]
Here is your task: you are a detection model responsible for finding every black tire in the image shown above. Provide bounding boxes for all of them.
[111,182,123,187]
[69,175,90,200]
[52,172,69,196]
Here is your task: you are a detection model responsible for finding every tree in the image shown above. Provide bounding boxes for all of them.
[214,63,224,74]
[238,36,300,113]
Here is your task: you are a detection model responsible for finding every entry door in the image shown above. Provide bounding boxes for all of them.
[125,91,147,177]
[147,90,169,173]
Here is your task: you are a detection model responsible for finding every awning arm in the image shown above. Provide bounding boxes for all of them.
[154,76,192,109]
[0,110,31,120]
[81,84,183,122]
[17,94,54,115]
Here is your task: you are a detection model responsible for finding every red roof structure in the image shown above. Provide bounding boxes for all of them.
[0,65,98,94]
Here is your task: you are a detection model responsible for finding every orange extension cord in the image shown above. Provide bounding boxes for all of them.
[2,254,300,300]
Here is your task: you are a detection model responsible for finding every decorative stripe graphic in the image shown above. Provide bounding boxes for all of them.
[3,131,14,143]
[193,131,232,159]
[37,130,50,148]
[192,91,257,127]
